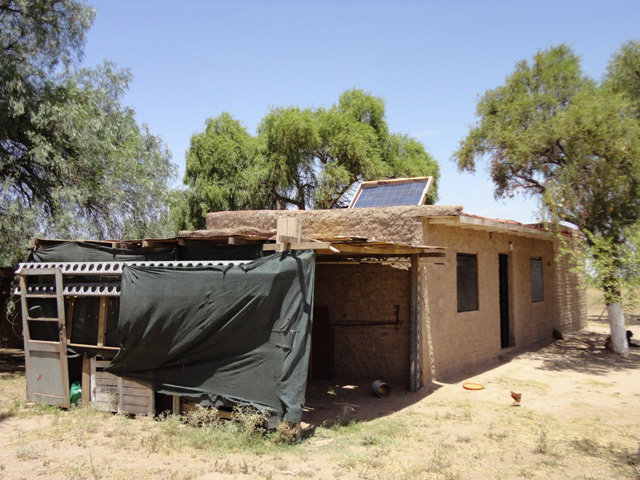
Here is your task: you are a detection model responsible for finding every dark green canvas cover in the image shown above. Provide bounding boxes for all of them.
[29,240,264,262]
[178,240,263,261]
[30,241,176,262]
[106,251,315,422]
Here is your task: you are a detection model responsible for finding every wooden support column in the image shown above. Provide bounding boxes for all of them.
[96,297,107,348]
[409,254,421,392]
[81,354,91,405]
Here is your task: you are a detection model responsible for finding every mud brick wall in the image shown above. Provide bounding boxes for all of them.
[554,240,588,333]
[314,263,411,385]
[201,205,463,246]
[423,224,560,379]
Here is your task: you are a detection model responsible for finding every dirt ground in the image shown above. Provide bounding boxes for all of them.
[1,315,639,480]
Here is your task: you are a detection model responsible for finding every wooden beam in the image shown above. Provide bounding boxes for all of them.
[329,244,433,255]
[82,354,91,405]
[96,297,107,348]
[427,215,551,239]
[65,298,75,344]
[263,241,334,252]
[276,217,301,244]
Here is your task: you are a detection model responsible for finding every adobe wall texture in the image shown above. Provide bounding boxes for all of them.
[202,206,586,385]
[421,223,586,380]
[202,205,462,245]
[314,263,410,385]
[554,238,588,334]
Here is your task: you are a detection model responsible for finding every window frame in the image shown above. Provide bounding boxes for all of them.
[530,257,544,303]
[457,253,479,313]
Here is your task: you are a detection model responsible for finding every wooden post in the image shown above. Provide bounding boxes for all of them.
[81,354,91,405]
[97,297,107,348]
[276,218,301,252]
[172,395,180,415]
[410,255,421,392]
[66,298,75,344]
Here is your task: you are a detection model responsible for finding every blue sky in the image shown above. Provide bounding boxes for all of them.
[81,0,640,223]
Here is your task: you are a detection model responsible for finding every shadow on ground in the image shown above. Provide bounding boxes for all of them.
[528,328,640,376]
[0,348,24,378]
[303,379,443,426]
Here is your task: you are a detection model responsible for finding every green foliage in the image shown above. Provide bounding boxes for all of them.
[607,40,640,117]
[0,0,176,265]
[453,42,640,305]
[181,113,269,230]
[182,88,439,228]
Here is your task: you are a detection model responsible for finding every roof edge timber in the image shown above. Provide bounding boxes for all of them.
[425,213,552,239]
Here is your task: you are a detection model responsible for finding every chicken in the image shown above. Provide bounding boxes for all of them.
[510,391,522,405]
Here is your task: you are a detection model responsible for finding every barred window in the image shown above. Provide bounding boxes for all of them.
[457,253,479,312]
[530,258,544,303]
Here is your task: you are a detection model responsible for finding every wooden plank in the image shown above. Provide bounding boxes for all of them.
[66,298,75,343]
[67,343,119,351]
[276,217,301,244]
[96,296,107,348]
[148,383,155,415]
[90,357,96,403]
[81,355,91,405]
[418,176,435,205]
[117,376,124,412]
[427,215,551,239]
[122,386,152,396]
[122,379,149,388]
[19,275,33,401]
[20,268,63,276]
[24,341,61,353]
[263,241,333,251]
[327,244,428,255]
[121,394,152,407]
[94,371,117,380]
[122,404,154,416]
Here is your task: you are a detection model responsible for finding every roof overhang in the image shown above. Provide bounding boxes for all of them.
[424,213,552,240]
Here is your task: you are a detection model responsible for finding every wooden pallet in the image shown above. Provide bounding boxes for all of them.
[90,359,154,415]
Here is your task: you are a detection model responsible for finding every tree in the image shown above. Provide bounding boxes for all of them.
[0,0,176,265]
[453,44,640,356]
[182,89,440,229]
[180,113,268,230]
[259,89,439,209]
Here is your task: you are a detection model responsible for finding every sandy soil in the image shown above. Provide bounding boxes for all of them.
[1,318,639,480]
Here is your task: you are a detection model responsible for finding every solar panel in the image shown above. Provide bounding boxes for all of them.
[349,177,433,208]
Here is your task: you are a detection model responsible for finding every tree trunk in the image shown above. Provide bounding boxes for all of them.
[605,302,629,357]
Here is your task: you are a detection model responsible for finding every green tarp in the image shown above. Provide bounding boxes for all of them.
[106,251,315,423]
[30,241,177,262]
[30,240,263,262]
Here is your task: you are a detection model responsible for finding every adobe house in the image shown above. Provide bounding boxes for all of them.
[183,203,586,388]
[15,178,586,419]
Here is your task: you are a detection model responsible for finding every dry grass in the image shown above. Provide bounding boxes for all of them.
[1,324,639,480]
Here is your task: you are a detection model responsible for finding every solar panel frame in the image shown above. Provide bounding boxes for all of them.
[349,177,434,208]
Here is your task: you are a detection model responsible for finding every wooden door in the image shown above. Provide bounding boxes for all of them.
[19,268,70,407]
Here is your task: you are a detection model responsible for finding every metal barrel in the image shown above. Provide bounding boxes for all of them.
[371,380,391,398]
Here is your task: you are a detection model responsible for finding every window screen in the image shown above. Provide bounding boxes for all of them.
[530,258,544,302]
[457,253,479,312]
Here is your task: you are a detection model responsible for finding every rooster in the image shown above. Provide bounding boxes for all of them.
[510,391,522,406]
